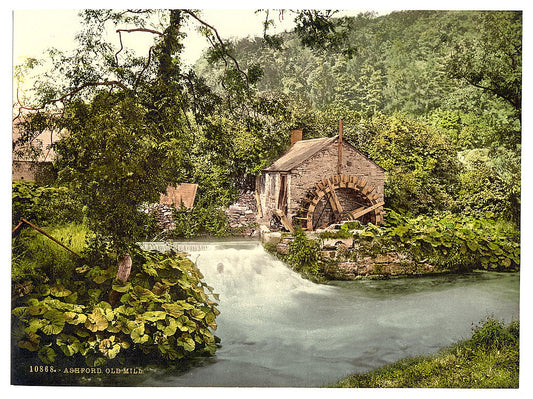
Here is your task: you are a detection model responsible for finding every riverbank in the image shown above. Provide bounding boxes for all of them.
[329,318,519,388]
[263,230,451,281]
[261,212,520,281]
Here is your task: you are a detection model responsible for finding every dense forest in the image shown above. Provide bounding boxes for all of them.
[194,10,521,223]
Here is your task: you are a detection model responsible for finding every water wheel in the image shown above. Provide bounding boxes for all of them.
[298,174,384,231]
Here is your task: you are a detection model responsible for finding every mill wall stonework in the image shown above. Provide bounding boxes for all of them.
[257,137,385,229]
[287,142,385,224]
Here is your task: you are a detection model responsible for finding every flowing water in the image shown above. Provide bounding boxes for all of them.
[138,240,519,387]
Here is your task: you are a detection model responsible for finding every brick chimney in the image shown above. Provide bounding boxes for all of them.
[290,129,303,146]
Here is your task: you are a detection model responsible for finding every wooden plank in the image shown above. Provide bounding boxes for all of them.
[274,209,294,232]
[346,206,366,220]
[326,180,343,213]
[348,201,385,220]
[362,184,375,195]
[368,192,380,201]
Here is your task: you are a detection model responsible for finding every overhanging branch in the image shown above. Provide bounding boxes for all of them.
[184,10,249,87]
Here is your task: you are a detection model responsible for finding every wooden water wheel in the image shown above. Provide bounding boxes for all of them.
[298,174,384,231]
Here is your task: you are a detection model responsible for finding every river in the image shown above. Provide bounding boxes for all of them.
[137,240,520,387]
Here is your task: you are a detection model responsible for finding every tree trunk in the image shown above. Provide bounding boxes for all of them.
[109,253,132,306]
[116,253,132,283]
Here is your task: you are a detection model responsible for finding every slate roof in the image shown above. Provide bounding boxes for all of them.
[264,135,384,172]
[264,136,337,172]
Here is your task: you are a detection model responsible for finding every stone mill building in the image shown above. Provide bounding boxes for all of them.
[256,127,385,231]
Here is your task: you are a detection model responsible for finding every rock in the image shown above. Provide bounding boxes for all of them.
[262,231,282,245]
[276,242,290,255]
[322,237,354,249]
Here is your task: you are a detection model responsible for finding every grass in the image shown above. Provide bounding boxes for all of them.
[329,318,519,388]
[12,223,89,283]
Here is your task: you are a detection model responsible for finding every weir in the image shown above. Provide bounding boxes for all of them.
[139,240,519,387]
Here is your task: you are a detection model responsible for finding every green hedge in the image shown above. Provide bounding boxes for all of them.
[12,181,84,227]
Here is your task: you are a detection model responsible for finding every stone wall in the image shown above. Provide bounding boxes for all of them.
[262,231,445,280]
[224,191,260,237]
[142,191,260,237]
[142,203,175,230]
[323,253,438,280]
[12,161,55,183]
[288,141,385,224]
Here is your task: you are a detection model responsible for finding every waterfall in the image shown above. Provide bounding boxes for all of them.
[138,240,519,387]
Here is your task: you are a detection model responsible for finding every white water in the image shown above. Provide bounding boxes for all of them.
[140,241,520,387]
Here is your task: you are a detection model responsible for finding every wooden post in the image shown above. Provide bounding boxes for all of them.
[337,119,343,175]
[13,218,80,257]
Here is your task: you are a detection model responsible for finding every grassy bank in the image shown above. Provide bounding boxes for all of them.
[329,318,519,388]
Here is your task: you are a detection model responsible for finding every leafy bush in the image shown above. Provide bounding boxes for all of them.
[12,245,219,367]
[287,226,322,276]
[318,229,354,240]
[168,206,231,238]
[351,113,461,215]
[12,181,84,227]
[355,210,520,272]
[468,317,519,351]
[455,148,520,225]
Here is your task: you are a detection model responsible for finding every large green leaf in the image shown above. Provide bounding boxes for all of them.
[99,336,121,359]
[41,309,66,335]
[50,284,72,298]
[28,304,47,316]
[57,333,82,357]
[189,308,206,321]
[84,308,109,332]
[37,346,56,364]
[176,333,195,352]
[18,332,40,352]
[205,312,217,330]
[176,315,197,333]
[64,311,87,325]
[142,311,167,322]
[466,240,479,252]
[112,281,132,293]
[131,325,149,344]
[26,318,46,333]
[133,285,156,300]
[161,303,184,318]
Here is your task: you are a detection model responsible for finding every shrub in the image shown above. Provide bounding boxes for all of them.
[354,210,520,272]
[12,181,84,227]
[12,243,220,367]
[287,226,322,276]
[168,205,231,238]
[468,317,519,351]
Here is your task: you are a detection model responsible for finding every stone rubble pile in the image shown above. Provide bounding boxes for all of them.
[141,203,175,230]
[224,191,259,236]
